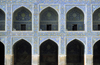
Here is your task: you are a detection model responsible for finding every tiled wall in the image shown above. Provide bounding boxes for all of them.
[0,0,100,56]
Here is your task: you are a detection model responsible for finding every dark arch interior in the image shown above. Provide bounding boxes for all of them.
[67,39,84,65]
[40,39,58,65]
[0,9,5,30]
[13,39,31,65]
[0,42,4,65]
[93,40,100,65]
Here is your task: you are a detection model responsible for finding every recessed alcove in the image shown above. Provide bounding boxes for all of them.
[40,7,58,31]
[13,7,32,31]
[66,7,84,31]
[13,39,31,65]
[93,8,100,31]
[66,39,84,65]
[40,39,58,65]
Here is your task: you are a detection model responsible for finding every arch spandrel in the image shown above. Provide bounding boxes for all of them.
[93,38,100,46]
[12,38,32,46]
[65,6,85,14]
[0,5,6,13]
[92,6,100,13]
[39,6,59,14]
[0,38,6,45]
[39,38,59,46]
[66,38,86,46]
[13,5,32,13]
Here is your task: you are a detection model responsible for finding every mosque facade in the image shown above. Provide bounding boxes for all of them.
[0,0,100,65]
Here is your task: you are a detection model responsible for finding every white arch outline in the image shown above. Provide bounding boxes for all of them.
[13,6,32,13]
[13,38,32,46]
[93,39,100,46]
[39,39,59,47]
[12,6,32,31]
[0,41,5,46]
[39,6,59,31]
[66,38,85,46]
[93,7,100,14]
[39,6,59,14]
[65,6,85,31]
[66,6,85,15]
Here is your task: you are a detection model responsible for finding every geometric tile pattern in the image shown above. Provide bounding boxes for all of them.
[0,0,100,55]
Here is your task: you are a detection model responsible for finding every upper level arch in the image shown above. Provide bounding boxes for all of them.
[0,9,5,31]
[39,7,58,31]
[66,7,84,31]
[13,6,32,13]
[39,6,59,14]
[13,6,32,31]
[93,8,100,31]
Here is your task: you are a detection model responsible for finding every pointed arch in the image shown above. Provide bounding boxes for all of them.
[40,39,58,46]
[40,6,58,15]
[13,6,32,31]
[13,6,32,14]
[0,41,5,65]
[66,39,84,65]
[67,39,85,46]
[40,39,58,65]
[93,40,100,65]
[93,7,100,14]
[13,39,31,65]
[93,8,100,30]
[13,38,32,46]
[39,7,58,31]
[66,7,84,31]
[13,39,31,46]
[66,7,84,15]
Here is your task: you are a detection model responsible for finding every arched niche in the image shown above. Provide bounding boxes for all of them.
[13,39,31,65]
[66,39,84,65]
[0,42,4,65]
[13,7,32,31]
[0,9,5,31]
[40,39,58,65]
[93,40,100,65]
[40,7,58,31]
[66,7,84,31]
[93,8,100,31]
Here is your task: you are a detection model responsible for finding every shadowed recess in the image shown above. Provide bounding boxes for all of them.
[0,42,4,65]
[67,39,84,65]
[13,39,31,65]
[93,40,100,65]
[0,9,5,30]
[40,39,58,65]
